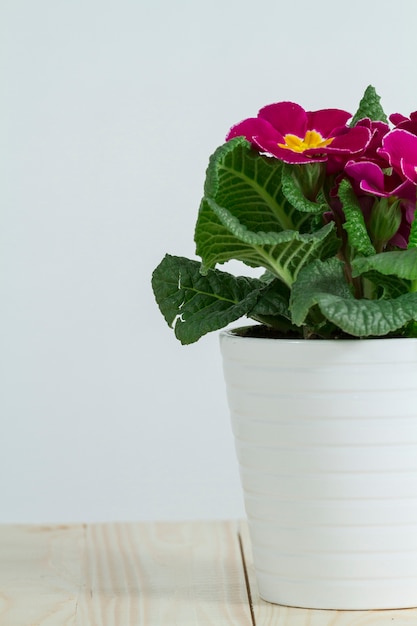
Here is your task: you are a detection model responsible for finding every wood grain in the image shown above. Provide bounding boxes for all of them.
[0,521,252,626]
[77,521,252,626]
[4,520,417,625]
[239,521,417,625]
[0,524,85,626]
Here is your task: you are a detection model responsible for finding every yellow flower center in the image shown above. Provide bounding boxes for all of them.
[278,130,334,153]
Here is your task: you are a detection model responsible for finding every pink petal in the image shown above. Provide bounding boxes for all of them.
[226,117,282,144]
[308,126,371,155]
[258,102,307,137]
[256,141,327,164]
[306,109,351,136]
[379,129,417,182]
[346,160,416,199]
[401,159,417,184]
[345,160,385,194]
[381,129,417,162]
[390,113,408,125]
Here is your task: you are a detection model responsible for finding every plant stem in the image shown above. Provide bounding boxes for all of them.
[363,277,376,300]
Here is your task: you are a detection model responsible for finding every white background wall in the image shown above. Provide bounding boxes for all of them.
[2,0,417,523]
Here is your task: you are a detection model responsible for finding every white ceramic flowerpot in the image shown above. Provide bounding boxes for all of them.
[220,329,417,610]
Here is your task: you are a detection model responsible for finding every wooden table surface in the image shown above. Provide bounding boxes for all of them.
[1,520,417,625]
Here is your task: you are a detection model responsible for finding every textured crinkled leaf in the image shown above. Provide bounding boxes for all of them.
[247,279,297,331]
[197,196,339,285]
[151,254,265,344]
[196,138,340,283]
[196,138,315,253]
[339,178,376,256]
[290,258,351,326]
[290,257,417,336]
[315,292,417,337]
[194,199,260,269]
[249,278,291,319]
[202,137,300,231]
[357,271,410,299]
[204,197,299,245]
[352,247,417,280]
[281,163,326,213]
[350,85,388,126]
[408,211,417,249]
[259,270,276,283]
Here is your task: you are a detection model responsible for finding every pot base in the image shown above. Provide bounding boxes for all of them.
[221,330,417,610]
[257,575,417,611]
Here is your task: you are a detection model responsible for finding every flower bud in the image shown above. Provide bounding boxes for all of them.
[369,197,402,250]
[291,162,326,201]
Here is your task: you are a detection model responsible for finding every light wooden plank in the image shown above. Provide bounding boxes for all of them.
[75,521,252,626]
[0,522,253,626]
[0,524,85,626]
[239,521,417,625]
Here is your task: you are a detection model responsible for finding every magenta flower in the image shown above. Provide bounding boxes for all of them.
[345,160,416,201]
[378,128,417,184]
[390,111,417,135]
[354,118,390,165]
[390,112,410,125]
[226,102,371,165]
[325,118,388,174]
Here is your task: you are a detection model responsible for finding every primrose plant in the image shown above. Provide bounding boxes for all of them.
[152,86,417,343]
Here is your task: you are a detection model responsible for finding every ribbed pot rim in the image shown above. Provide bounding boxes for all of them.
[220,326,417,345]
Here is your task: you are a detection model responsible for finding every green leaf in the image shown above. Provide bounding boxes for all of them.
[357,271,410,299]
[281,163,326,213]
[195,138,340,285]
[315,292,417,337]
[338,178,376,256]
[408,208,417,249]
[249,278,291,319]
[151,254,265,344]
[247,278,297,332]
[352,247,417,280]
[290,258,352,326]
[198,196,339,286]
[202,137,311,233]
[290,257,417,337]
[259,270,276,283]
[350,85,388,126]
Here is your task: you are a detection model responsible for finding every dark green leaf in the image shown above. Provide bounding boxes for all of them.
[247,279,297,332]
[350,85,388,126]
[151,254,265,344]
[197,195,339,285]
[202,137,299,232]
[249,278,291,319]
[357,271,410,299]
[195,137,338,283]
[281,163,326,213]
[195,137,297,275]
[315,292,417,337]
[352,247,417,280]
[290,258,351,326]
[339,178,376,256]
[408,209,417,249]
[290,257,417,337]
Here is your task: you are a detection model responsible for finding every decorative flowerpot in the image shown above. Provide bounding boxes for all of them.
[220,329,417,610]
